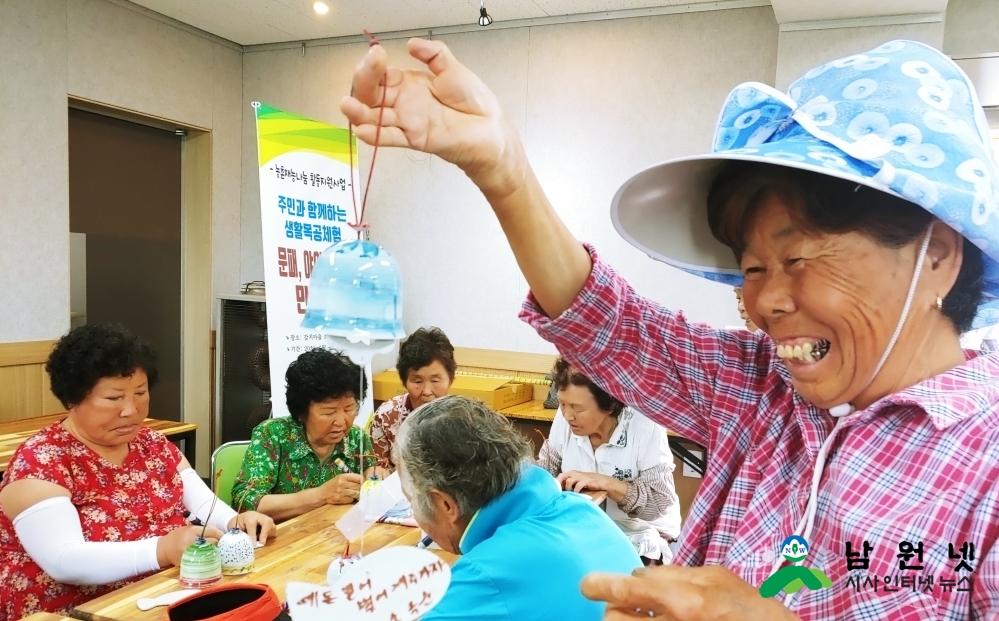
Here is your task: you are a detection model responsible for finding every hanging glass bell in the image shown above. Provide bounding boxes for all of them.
[301,240,405,343]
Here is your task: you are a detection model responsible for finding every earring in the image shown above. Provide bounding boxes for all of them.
[935,296,943,311]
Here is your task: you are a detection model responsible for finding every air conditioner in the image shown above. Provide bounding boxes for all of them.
[214,294,271,449]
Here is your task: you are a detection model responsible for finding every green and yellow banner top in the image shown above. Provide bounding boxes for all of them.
[254,102,358,168]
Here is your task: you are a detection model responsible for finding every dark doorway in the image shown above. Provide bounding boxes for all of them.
[68,108,182,422]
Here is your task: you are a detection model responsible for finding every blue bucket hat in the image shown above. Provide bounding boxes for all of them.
[611,40,999,328]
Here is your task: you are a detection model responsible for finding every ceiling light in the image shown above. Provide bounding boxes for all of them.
[478,0,492,26]
[313,2,329,15]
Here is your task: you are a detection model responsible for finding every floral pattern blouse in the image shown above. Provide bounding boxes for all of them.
[0,423,187,621]
[370,394,413,468]
[231,417,376,511]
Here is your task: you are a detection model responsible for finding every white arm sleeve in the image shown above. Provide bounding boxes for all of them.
[180,468,238,532]
[13,496,161,585]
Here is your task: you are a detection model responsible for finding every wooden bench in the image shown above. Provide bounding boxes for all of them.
[0,414,198,472]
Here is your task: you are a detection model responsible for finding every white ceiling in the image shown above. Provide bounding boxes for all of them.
[770,0,948,24]
[127,0,950,47]
[127,0,730,46]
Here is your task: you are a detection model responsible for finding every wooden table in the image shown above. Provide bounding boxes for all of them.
[67,489,608,621]
[0,414,199,472]
[498,399,557,423]
[70,505,457,621]
[21,614,75,621]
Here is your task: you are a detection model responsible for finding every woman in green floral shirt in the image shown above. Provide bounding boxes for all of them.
[232,349,388,522]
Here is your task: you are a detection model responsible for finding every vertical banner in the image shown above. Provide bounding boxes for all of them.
[254,102,363,419]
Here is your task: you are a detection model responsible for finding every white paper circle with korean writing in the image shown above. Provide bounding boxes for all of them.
[288,547,451,621]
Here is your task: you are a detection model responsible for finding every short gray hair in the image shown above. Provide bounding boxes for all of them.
[393,395,533,520]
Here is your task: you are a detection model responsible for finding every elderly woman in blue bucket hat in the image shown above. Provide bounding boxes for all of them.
[342,38,999,620]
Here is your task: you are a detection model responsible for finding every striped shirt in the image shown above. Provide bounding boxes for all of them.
[519,244,999,621]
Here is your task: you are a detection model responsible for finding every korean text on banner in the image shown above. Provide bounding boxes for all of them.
[254,102,359,418]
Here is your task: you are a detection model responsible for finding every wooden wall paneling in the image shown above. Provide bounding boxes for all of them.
[0,365,44,422]
[0,341,55,367]
[0,341,58,423]
[453,347,556,375]
[455,349,556,402]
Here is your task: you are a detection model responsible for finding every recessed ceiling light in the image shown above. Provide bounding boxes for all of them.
[313,2,329,15]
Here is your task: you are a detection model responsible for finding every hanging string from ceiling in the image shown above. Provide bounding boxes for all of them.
[346,29,388,239]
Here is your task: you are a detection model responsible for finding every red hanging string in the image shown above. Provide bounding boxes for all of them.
[347,29,388,239]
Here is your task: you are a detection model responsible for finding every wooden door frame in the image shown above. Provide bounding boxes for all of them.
[69,98,213,474]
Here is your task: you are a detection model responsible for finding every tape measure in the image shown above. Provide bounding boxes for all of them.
[454,370,551,385]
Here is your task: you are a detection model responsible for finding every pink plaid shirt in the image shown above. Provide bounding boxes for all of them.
[520,245,999,621]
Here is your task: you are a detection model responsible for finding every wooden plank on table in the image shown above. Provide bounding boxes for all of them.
[454,347,556,375]
[71,505,456,621]
[497,401,529,415]
[0,415,196,441]
[0,340,56,367]
[21,614,76,621]
[140,419,199,436]
[0,416,198,473]
[499,400,556,423]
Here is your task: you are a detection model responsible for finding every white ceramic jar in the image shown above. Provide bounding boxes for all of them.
[218,528,255,575]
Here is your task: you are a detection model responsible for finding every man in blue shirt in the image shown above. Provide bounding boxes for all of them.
[393,395,641,620]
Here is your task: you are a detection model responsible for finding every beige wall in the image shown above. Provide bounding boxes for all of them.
[236,2,999,358]
[943,0,999,57]
[775,22,946,90]
[0,0,70,343]
[0,0,243,343]
[241,7,781,354]
[4,0,999,354]
[774,0,999,100]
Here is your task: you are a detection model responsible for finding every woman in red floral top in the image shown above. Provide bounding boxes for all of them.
[0,326,275,621]
[371,327,456,469]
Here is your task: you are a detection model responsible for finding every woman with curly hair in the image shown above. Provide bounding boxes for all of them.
[370,327,456,469]
[231,348,389,522]
[0,325,274,621]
